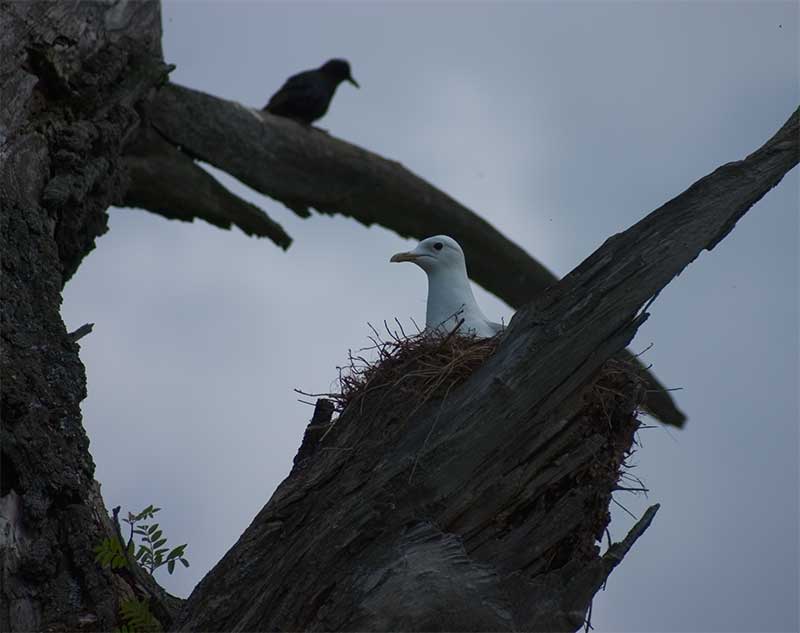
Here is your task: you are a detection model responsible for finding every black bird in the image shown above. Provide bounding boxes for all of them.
[263,59,359,125]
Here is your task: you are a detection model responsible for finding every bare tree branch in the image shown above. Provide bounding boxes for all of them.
[68,323,94,341]
[121,129,291,247]
[135,82,687,427]
[146,83,555,305]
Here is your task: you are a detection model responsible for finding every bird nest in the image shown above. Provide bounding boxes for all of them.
[298,320,501,422]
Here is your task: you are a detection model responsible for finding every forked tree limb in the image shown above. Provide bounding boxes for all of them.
[175,108,798,632]
[121,128,292,247]
[126,82,686,427]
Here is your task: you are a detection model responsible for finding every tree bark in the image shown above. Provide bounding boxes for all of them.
[175,110,798,631]
[0,2,180,630]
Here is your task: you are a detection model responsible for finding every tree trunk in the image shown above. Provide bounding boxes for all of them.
[0,2,179,630]
[1,1,797,631]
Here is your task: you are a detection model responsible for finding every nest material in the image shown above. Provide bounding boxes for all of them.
[308,321,501,421]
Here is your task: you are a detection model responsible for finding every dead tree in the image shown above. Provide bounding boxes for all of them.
[172,108,798,631]
[1,1,797,631]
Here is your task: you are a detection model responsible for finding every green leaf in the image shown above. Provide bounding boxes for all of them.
[180,558,190,568]
[153,539,167,550]
[151,530,162,542]
[168,560,175,574]
[148,525,159,536]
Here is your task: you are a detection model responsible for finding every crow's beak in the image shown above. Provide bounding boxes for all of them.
[390,251,417,263]
[348,76,360,88]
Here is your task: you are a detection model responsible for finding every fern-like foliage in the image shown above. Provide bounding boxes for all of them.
[95,504,190,577]
[124,505,190,575]
[116,598,162,632]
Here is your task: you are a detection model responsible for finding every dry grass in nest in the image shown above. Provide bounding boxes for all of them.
[297,319,501,423]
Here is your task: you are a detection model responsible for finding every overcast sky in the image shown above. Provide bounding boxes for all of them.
[61,2,798,631]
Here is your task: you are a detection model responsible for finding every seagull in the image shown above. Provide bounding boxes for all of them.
[390,235,503,338]
[263,59,359,125]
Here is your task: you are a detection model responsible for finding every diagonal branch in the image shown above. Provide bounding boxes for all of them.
[175,107,798,633]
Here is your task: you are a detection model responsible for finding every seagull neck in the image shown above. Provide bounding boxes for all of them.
[425,266,481,326]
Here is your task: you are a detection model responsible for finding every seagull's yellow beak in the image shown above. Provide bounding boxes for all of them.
[390,251,418,263]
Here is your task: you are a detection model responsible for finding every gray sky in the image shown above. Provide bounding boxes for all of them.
[62,2,798,631]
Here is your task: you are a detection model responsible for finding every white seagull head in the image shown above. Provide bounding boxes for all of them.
[389,235,466,274]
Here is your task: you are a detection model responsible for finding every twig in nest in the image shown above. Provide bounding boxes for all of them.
[296,320,501,455]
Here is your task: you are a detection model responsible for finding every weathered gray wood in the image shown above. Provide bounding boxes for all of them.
[0,1,180,630]
[139,82,686,427]
[175,108,798,632]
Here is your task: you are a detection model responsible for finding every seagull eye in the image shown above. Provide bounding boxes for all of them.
[433,242,443,251]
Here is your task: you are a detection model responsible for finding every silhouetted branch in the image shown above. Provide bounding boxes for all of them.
[145,83,556,308]
[68,323,94,342]
[129,82,687,427]
[122,129,291,247]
